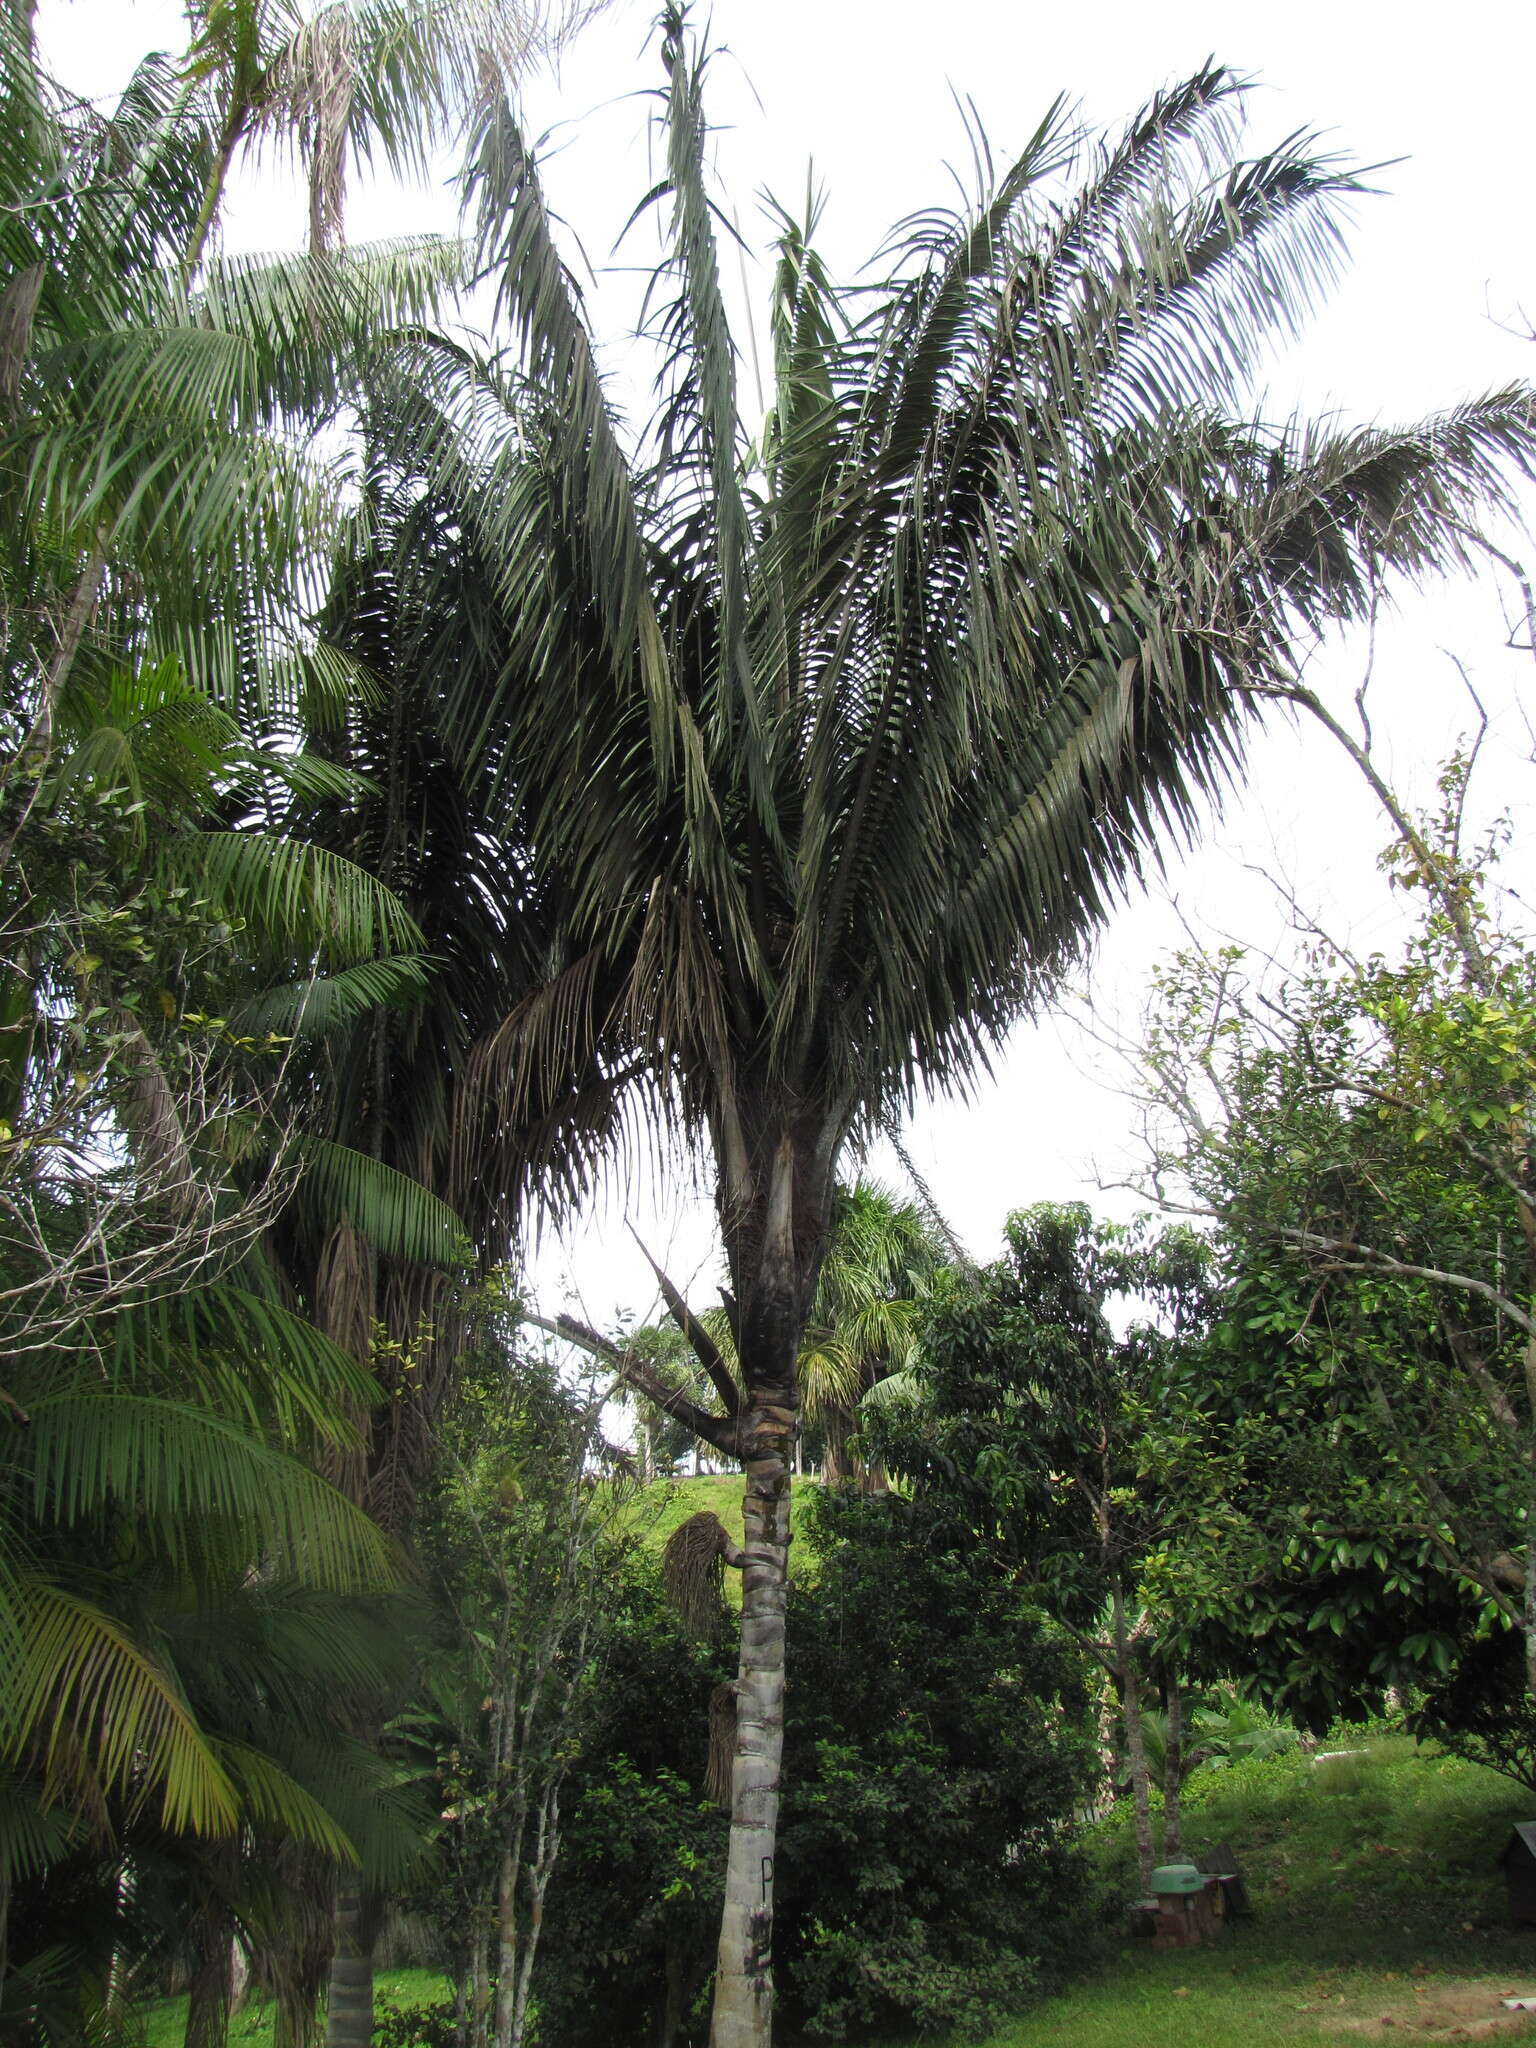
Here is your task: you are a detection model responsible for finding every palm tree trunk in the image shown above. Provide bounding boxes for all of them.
[710,1448,790,2048]
[820,1409,847,1485]
[185,1916,236,2048]
[641,1103,837,2048]
[325,1888,374,2048]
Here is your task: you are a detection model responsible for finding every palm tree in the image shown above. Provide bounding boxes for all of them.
[250,327,671,2041]
[799,1181,937,1485]
[0,639,451,2027]
[0,10,611,2033]
[353,16,1536,2036]
[0,2,491,775]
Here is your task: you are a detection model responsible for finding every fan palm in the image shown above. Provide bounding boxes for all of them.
[350,14,1536,2038]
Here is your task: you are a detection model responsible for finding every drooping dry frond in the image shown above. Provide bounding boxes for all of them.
[0,258,42,407]
[298,4,356,255]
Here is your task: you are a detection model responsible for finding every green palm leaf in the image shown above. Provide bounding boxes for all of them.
[20,1391,393,1589]
[295,1137,469,1266]
[212,1738,358,1862]
[4,1578,238,1834]
[160,830,423,962]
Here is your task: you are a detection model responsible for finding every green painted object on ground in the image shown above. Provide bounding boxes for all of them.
[1150,1863,1204,1895]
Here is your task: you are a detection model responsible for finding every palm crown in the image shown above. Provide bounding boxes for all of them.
[383,30,1535,1265]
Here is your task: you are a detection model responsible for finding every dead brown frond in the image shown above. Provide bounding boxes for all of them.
[0,262,43,409]
[297,3,355,255]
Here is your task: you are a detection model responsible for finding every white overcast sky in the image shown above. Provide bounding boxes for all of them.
[42,0,1536,1326]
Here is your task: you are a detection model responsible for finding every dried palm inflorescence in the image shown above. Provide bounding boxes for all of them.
[705,1681,737,1808]
[660,1509,739,1640]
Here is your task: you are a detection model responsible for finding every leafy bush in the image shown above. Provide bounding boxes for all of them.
[774,1488,1097,2040]
[372,1998,458,2048]
[527,1554,729,2048]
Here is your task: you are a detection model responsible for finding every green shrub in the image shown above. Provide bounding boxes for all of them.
[371,1998,458,2048]
[529,1493,1100,2045]
[775,1490,1097,2040]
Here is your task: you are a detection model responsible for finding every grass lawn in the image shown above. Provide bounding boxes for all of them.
[138,1971,450,2048]
[982,1736,1536,2048]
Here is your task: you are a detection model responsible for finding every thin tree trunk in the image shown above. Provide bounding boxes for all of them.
[659,1938,686,2048]
[468,1925,491,2048]
[0,540,106,877]
[1162,1670,1185,1861]
[324,1889,374,2048]
[491,1835,519,2048]
[181,92,250,287]
[34,540,105,757]
[710,1460,790,2048]
[1112,1584,1155,1892]
[507,1784,559,2048]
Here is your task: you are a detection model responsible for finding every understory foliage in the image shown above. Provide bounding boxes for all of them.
[528,1487,1094,2047]
[863,1205,1224,1885]
[406,1335,641,2048]
[775,1490,1095,2041]
[524,1554,729,2048]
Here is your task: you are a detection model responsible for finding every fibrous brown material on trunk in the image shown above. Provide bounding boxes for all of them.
[706,1681,737,1808]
